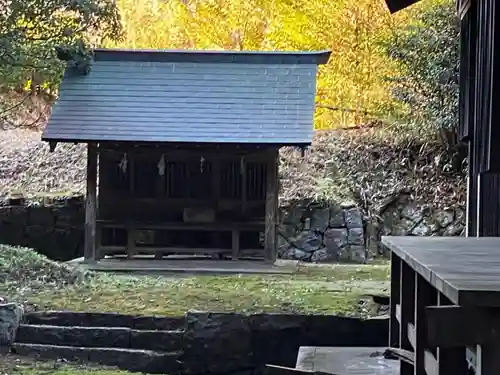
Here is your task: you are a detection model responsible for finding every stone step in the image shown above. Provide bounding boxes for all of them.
[23,311,185,330]
[12,343,183,374]
[16,324,184,352]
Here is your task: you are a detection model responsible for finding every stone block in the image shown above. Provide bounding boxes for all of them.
[410,219,432,236]
[249,314,308,367]
[442,222,465,236]
[281,206,305,226]
[8,206,28,226]
[345,207,363,228]
[280,247,310,261]
[349,245,367,263]
[434,210,455,228]
[28,207,54,226]
[16,325,130,348]
[130,329,184,352]
[0,207,10,224]
[310,208,330,232]
[292,232,323,253]
[329,207,345,228]
[347,227,364,245]
[0,303,23,350]
[183,312,253,374]
[400,204,423,222]
[324,228,348,248]
[305,315,388,347]
[311,248,337,263]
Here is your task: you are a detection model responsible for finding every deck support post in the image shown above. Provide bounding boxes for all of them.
[389,252,401,347]
[399,261,415,375]
[84,142,98,263]
[265,148,279,262]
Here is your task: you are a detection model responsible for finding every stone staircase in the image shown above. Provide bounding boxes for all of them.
[12,311,186,374]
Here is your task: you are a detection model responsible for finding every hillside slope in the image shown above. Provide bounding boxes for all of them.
[0,127,465,214]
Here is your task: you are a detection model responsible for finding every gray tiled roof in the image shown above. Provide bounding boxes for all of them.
[42,48,331,145]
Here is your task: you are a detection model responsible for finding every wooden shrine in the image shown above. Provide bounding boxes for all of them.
[41,48,330,262]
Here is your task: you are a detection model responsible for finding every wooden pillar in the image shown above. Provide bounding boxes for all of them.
[414,275,436,375]
[389,252,401,347]
[84,142,98,262]
[232,230,240,260]
[466,143,478,236]
[399,261,415,375]
[241,156,247,215]
[475,172,500,236]
[436,293,468,375]
[264,149,279,262]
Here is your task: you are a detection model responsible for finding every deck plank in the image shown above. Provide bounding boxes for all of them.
[381,236,500,307]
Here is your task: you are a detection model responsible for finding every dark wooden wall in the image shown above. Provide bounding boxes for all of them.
[97,143,272,223]
[88,143,279,260]
[460,0,500,236]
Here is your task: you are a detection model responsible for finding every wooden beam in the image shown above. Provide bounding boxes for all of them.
[241,156,247,214]
[384,348,414,365]
[99,245,263,256]
[95,222,103,261]
[264,149,279,262]
[128,151,135,196]
[126,224,136,259]
[84,142,98,262]
[395,304,401,324]
[232,230,240,260]
[424,350,438,375]
[425,305,493,347]
[212,156,220,209]
[407,322,416,350]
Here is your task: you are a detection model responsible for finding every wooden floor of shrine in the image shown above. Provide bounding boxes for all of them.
[68,255,296,275]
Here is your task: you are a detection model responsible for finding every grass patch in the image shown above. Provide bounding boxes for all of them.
[0,355,139,375]
[0,245,389,317]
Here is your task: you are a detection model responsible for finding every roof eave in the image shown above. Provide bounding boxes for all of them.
[90,48,333,65]
[41,136,312,148]
[384,0,422,13]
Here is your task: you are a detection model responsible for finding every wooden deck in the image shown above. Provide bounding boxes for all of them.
[382,236,500,306]
[68,256,297,275]
[381,236,500,375]
[295,347,399,375]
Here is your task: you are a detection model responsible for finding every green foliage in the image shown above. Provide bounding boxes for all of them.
[0,0,123,95]
[0,244,85,300]
[385,0,460,148]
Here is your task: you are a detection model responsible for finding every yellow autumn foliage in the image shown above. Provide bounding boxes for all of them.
[106,0,432,129]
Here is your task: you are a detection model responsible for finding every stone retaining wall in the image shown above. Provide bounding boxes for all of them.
[7,308,389,375]
[0,196,84,261]
[0,194,466,263]
[183,311,388,375]
[365,193,466,257]
[278,202,366,263]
